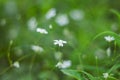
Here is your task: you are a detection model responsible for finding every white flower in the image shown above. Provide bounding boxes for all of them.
[104,36,115,42]
[55,14,69,26]
[54,40,67,47]
[56,60,71,69]
[69,9,84,21]
[13,61,20,68]
[45,8,56,20]
[31,45,44,53]
[103,73,109,79]
[106,47,111,57]
[27,17,38,30]
[36,28,48,34]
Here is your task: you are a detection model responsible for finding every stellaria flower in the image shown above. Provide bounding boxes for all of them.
[36,28,48,34]
[69,9,84,21]
[13,61,20,68]
[103,73,109,79]
[56,60,71,69]
[27,17,38,31]
[45,8,56,20]
[31,45,44,53]
[54,40,67,47]
[55,14,69,26]
[106,47,111,57]
[104,36,115,42]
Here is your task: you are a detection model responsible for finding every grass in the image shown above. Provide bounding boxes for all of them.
[0,0,120,80]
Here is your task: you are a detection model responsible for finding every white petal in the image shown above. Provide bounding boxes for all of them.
[13,61,20,68]
[45,8,56,19]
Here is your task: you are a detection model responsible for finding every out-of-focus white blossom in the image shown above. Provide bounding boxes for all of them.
[104,36,115,42]
[27,17,38,31]
[103,73,109,79]
[31,45,44,53]
[45,8,56,20]
[36,28,48,34]
[13,61,20,68]
[55,14,69,26]
[70,9,84,20]
[56,60,71,69]
[5,1,17,15]
[106,47,111,57]
[54,40,67,47]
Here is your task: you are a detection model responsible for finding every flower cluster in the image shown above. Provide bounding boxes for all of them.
[55,14,69,26]
[104,36,115,42]
[31,45,44,53]
[56,60,71,69]
[54,40,67,47]
[36,28,48,34]
[45,8,56,20]
[103,73,109,79]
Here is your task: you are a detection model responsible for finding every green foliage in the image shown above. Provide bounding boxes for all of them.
[61,69,83,80]
[0,0,120,80]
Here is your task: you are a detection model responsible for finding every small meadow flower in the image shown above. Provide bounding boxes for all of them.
[45,8,56,20]
[13,61,20,68]
[103,73,109,79]
[36,28,48,34]
[54,40,67,47]
[27,17,38,31]
[104,36,115,42]
[55,14,69,26]
[69,9,84,21]
[106,47,111,57]
[31,45,44,53]
[56,60,71,69]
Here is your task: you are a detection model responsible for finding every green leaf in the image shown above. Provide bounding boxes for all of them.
[108,64,120,73]
[61,69,83,80]
[107,76,118,80]
[110,9,120,19]
[80,71,95,80]
[61,69,96,80]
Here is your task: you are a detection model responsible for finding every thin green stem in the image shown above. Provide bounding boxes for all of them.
[0,53,31,75]
[7,40,13,67]
[29,54,36,78]
[95,56,99,76]
[114,41,116,55]
[0,67,11,75]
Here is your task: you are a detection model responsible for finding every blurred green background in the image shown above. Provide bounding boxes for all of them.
[0,0,120,80]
